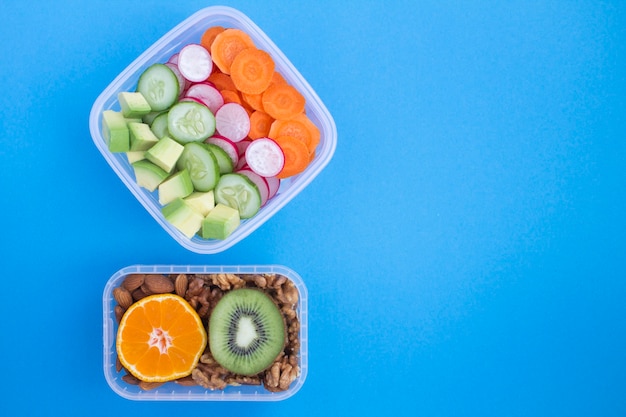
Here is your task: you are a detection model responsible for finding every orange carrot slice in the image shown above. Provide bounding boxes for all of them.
[268,118,313,150]
[241,91,265,112]
[249,110,274,139]
[275,135,311,178]
[270,71,288,86]
[230,47,275,95]
[291,113,320,153]
[210,28,256,74]
[208,72,236,92]
[220,89,243,106]
[262,83,306,120]
[200,26,225,51]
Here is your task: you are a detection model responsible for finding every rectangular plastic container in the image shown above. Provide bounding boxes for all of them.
[103,264,308,401]
[89,6,337,254]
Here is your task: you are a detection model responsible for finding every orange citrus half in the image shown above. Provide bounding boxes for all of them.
[116,293,207,382]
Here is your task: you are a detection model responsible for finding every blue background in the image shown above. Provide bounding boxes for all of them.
[1,0,625,415]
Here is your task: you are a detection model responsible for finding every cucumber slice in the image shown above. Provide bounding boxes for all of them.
[150,111,169,139]
[201,203,240,240]
[158,169,194,205]
[136,63,180,112]
[176,142,220,192]
[145,136,184,173]
[214,173,261,219]
[132,160,169,192]
[167,101,216,143]
[205,143,233,174]
[162,198,204,238]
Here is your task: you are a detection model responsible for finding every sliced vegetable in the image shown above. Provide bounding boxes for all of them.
[237,168,270,206]
[177,43,213,83]
[215,102,250,142]
[230,47,275,94]
[274,135,310,179]
[248,110,273,139]
[214,173,261,219]
[205,135,239,167]
[205,143,234,174]
[244,137,285,178]
[167,101,216,143]
[200,25,225,52]
[136,63,180,112]
[265,175,281,199]
[176,142,220,192]
[210,28,256,74]
[185,82,224,114]
[261,83,305,120]
[149,111,169,139]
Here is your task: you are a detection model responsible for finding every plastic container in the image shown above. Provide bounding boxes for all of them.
[89,6,337,254]
[103,264,308,401]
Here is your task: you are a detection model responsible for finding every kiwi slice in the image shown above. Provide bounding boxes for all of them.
[209,288,286,376]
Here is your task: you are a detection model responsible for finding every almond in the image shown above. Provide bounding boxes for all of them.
[174,273,189,297]
[132,287,148,301]
[114,305,125,324]
[113,287,133,309]
[143,274,175,294]
[122,274,145,291]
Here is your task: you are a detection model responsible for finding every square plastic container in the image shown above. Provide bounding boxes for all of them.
[103,264,308,401]
[89,6,337,254]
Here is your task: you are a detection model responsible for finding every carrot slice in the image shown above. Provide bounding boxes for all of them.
[210,28,256,74]
[270,71,288,86]
[220,90,253,115]
[220,89,243,106]
[268,118,313,150]
[241,71,288,112]
[248,110,274,139]
[208,72,236,92]
[241,91,265,112]
[200,26,225,51]
[292,113,320,153]
[262,83,306,120]
[275,135,311,178]
[230,47,275,95]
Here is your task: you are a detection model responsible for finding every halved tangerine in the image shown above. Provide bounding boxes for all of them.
[116,293,207,383]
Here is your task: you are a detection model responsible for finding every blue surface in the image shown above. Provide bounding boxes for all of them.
[1,1,625,415]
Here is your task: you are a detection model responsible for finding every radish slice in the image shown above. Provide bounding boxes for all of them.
[265,176,281,199]
[237,169,270,206]
[177,44,213,83]
[236,157,248,171]
[164,62,188,96]
[167,52,179,65]
[205,135,239,167]
[244,137,285,177]
[236,138,252,157]
[185,82,224,114]
[215,103,250,142]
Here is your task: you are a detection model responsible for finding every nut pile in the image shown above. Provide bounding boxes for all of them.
[112,272,301,392]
